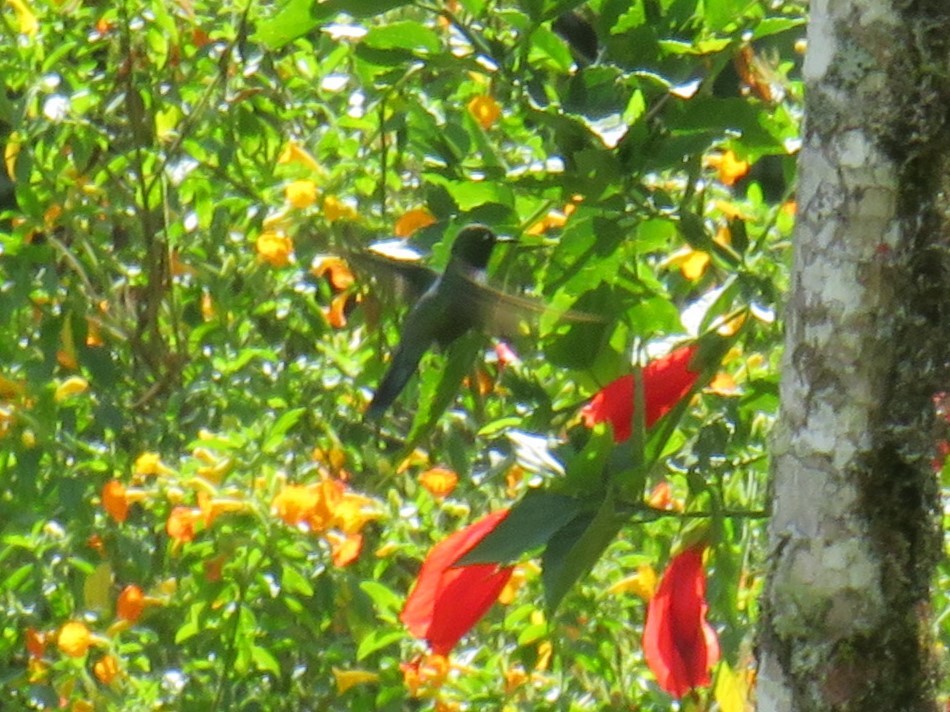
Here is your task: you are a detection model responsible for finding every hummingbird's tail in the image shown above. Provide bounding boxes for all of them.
[364,340,427,421]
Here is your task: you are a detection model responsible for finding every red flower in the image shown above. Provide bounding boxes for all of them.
[581,344,700,442]
[643,546,720,698]
[401,510,513,655]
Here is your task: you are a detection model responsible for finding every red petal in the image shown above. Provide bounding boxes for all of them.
[643,546,719,698]
[401,510,512,653]
[581,345,701,443]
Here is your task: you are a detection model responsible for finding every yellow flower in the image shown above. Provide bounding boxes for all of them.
[394,208,436,237]
[272,484,321,527]
[277,141,321,173]
[497,564,529,605]
[54,376,88,402]
[57,621,92,658]
[256,231,294,267]
[418,467,458,499]
[200,291,215,321]
[606,563,658,600]
[467,94,501,129]
[134,451,173,477]
[322,195,357,222]
[5,131,20,179]
[7,0,38,37]
[333,667,380,694]
[285,179,318,209]
[665,248,710,281]
[93,654,121,685]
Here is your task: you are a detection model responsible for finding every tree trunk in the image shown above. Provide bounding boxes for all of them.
[757,0,950,709]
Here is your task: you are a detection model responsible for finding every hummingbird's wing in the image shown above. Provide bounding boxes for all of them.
[457,271,606,338]
[345,244,439,304]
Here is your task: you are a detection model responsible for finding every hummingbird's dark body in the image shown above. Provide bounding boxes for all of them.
[365,224,501,419]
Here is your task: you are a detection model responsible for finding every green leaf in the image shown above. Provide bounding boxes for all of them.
[363,21,441,54]
[251,645,282,676]
[263,407,306,453]
[557,423,613,495]
[542,494,622,611]
[280,564,314,597]
[359,580,403,619]
[356,629,405,660]
[405,332,485,451]
[458,490,591,565]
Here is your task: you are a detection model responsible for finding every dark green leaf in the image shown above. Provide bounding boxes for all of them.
[458,490,591,565]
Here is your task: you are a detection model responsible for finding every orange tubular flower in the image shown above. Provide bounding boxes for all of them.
[93,654,120,685]
[394,208,437,237]
[642,547,720,699]
[166,507,200,543]
[25,627,46,659]
[101,480,130,523]
[116,585,145,623]
[467,95,501,129]
[418,467,458,499]
[401,510,513,655]
[581,344,701,443]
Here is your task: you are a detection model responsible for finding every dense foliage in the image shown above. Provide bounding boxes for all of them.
[0,0,810,709]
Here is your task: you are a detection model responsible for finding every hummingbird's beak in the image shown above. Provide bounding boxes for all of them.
[496,234,516,244]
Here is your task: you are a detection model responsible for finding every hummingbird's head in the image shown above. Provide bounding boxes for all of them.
[450,224,503,269]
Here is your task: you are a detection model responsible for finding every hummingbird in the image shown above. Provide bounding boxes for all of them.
[364,224,508,420]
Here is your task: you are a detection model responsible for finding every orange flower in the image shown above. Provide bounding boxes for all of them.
[526,209,568,235]
[327,531,363,567]
[286,179,318,209]
[467,95,501,129]
[323,292,351,328]
[116,585,145,622]
[401,510,513,655]
[102,480,130,523]
[204,554,227,582]
[418,467,458,499]
[272,483,320,527]
[705,150,749,186]
[256,231,294,267]
[311,256,355,291]
[166,506,200,543]
[647,481,681,511]
[401,653,450,698]
[93,654,120,684]
[57,621,92,658]
[394,208,437,237]
[643,547,720,698]
[25,627,46,659]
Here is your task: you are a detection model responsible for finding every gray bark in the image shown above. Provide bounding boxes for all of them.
[757,0,950,709]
